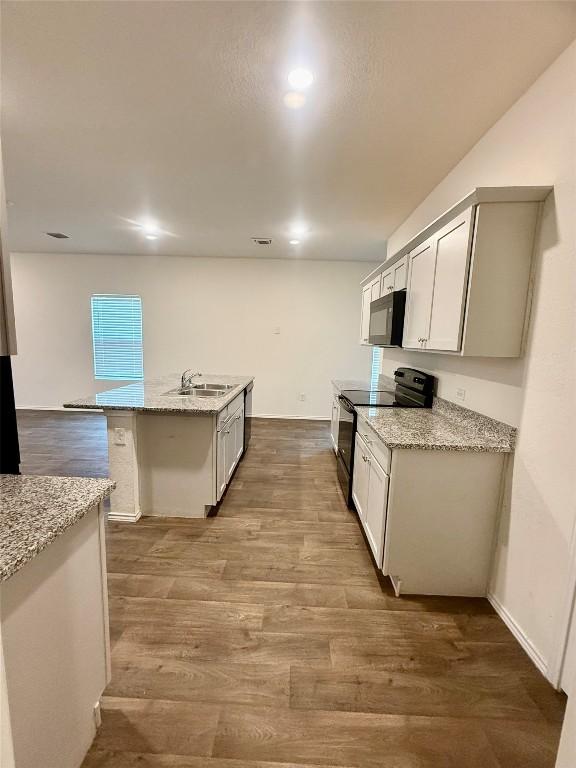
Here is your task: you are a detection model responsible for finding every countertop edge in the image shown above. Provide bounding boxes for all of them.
[63,376,254,415]
[0,478,116,583]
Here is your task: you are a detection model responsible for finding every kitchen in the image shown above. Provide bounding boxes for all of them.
[1,3,576,768]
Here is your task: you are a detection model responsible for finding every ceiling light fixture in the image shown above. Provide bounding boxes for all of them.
[288,68,314,90]
[283,91,306,110]
[145,234,158,241]
[289,239,300,245]
[290,222,309,237]
[139,220,160,236]
[45,232,70,239]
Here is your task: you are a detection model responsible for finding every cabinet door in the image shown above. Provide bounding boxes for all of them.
[426,208,474,352]
[403,238,435,349]
[352,433,369,521]
[369,277,381,303]
[364,453,389,567]
[360,285,372,344]
[380,268,394,295]
[233,406,245,466]
[217,429,227,501]
[330,397,339,452]
[393,259,407,291]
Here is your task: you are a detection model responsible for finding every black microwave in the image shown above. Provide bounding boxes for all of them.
[369,290,406,346]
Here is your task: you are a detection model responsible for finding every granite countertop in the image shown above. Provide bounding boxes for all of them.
[63,374,254,415]
[0,475,115,582]
[331,377,515,452]
[356,399,515,452]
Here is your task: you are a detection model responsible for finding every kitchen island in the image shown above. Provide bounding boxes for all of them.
[0,474,114,768]
[64,373,254,522]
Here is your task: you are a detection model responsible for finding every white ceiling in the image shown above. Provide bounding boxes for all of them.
[2,1,576,261]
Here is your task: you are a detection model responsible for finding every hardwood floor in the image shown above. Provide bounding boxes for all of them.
[17,411,566,767]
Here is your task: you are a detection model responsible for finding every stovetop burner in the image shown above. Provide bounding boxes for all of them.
[340,368,435,410]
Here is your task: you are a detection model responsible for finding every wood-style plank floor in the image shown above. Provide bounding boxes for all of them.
[17,411,566,767]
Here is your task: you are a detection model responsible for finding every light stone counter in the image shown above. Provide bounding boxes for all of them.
[64,373,254,414]
[356,399,515,452]
[0,474,114,581]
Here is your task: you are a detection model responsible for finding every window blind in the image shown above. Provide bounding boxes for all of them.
[91,295,143,381]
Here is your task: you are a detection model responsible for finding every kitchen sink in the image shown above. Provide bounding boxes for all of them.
[163,383,234,397]
[189,383,234,391]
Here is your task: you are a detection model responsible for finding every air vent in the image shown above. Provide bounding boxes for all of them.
[252,237,272,246]
[45,232,70,239]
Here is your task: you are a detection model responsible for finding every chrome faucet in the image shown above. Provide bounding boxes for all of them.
[181,369,201,388]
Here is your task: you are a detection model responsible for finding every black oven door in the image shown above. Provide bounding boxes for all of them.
[369,290,406,346]
[336,396,356,507]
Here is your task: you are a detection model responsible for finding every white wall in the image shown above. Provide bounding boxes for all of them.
[376,42,576,682]
[10,254,376,418]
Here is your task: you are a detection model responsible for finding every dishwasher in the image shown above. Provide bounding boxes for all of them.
[243,380,253,451]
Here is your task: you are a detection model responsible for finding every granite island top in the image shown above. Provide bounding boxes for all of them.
[0,475,115,582]
[63,374,254,415]
[332,378,515,452]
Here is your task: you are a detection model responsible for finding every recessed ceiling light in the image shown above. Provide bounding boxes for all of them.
[288,68,314,90]
[289,239,300,245]
[145,234,158,241]
[283,91,306,110]
[139,221,159,236]
[290,222,309,237]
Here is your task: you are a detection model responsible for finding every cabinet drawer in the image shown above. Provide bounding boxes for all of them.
[217,391,244,428]
[356,416,391,474]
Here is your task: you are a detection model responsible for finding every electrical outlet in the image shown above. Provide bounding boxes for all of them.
[273,327,280,335]
[455,388,466,402]
[298,393,306,402]
[114,427,126,445]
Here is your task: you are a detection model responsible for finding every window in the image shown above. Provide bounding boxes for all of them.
[91,294,143,381]
[370,346,381,390]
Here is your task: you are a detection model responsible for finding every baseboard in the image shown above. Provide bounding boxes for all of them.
[253,414,329,421]
[108,508,142,524]
[488,592,548,677]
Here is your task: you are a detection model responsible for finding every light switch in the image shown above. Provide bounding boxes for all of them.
[114,427,126,445]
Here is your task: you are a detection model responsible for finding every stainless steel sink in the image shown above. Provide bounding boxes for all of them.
[189,383,234,391]
[163,383,233,397]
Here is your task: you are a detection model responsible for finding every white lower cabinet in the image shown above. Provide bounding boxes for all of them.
[352,433,369,521]
[217,403,244,501]
[352,415,505,596]
[352,432,389,568]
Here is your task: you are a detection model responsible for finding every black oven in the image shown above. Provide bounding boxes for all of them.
[336,395,357,507]
[368,290,406,346]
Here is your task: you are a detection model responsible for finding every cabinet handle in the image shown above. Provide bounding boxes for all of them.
[387,285,394,291]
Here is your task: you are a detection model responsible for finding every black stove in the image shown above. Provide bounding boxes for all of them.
[336,368,435,507]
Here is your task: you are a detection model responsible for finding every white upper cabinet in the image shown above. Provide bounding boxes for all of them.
[403,238,436,349]
[380,258,407,296]
[361,188,549,357]
[427,208,473,351]
[359,276,381,345]
[0,143,17,356]
[405,207,474,353]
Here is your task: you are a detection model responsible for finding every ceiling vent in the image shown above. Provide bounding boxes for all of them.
[252,237,272,246]
[45,232,70,239]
